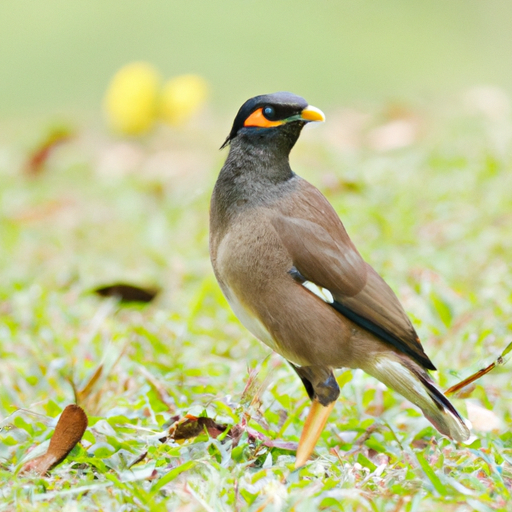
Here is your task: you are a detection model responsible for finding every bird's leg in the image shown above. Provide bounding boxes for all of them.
[296,400,336,468]
[289,365,340,468]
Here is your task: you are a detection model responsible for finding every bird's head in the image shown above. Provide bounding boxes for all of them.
[221,92,325,150]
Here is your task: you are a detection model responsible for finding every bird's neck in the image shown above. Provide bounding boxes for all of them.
[225,139,293,181]
[216,135,297,203]
[218,123,303,190]
[210,139,296,238]
[210,124,305,237]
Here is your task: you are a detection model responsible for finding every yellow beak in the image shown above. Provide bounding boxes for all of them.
[300,105,326,123]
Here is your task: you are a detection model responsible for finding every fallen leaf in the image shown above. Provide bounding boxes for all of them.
[76,364,104,403]
[25,126,74,175]
[168,414,297,452]
[169,414,227,441]
[165,408,300,458]
[445,340,512,396]
[93,283,159,303]
[21,405,88,475]
[128,451,148,469]
[68,338,128,414]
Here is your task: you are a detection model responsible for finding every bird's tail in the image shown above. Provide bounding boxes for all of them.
[364,355,470,442]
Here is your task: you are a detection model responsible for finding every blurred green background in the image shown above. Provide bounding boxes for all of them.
[1,2,512,508]
[1,0,512,118]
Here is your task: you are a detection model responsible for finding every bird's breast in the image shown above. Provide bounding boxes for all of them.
[221,283,277,352]
[214,211,290,286]
[211,211,292,342]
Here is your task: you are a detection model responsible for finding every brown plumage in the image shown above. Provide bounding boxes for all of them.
[209,92,469,466]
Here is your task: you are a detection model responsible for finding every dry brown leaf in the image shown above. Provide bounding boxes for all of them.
[168,414,297,452]
[445,341,512,396]
[21,405,88,475]
[128,451,148,469]
[169,414,227,442]
[76,364,104,404]
[25,127,74,175]
[94,283,159,303]
[71,340,129,413]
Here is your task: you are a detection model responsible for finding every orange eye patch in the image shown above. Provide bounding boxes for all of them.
[244,108,283,128]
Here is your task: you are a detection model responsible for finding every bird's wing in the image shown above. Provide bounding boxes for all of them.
[271,214,435,370]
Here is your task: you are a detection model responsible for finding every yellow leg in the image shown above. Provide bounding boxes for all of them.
[295,400,336,468]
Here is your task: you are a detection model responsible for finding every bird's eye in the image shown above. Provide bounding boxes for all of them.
[263,106,276,119]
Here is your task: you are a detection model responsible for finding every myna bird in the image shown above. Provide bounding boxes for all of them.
[209,92,470,468]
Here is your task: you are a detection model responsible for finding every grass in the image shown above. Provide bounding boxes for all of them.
[0,93,512,511]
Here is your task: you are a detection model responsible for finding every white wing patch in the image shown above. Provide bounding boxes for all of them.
[301,281,334,304]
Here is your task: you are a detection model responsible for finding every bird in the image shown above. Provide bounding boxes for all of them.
[209,92,470,468]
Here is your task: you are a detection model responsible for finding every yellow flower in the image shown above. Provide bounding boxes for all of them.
[104,62,160,135]
[159,74,209,126]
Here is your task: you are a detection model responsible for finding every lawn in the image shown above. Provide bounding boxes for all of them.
[0,91,511,511]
